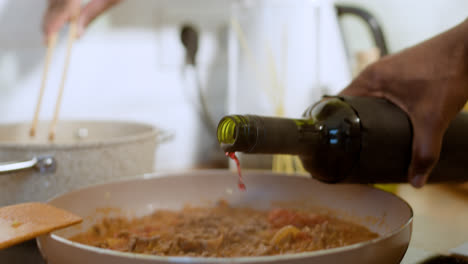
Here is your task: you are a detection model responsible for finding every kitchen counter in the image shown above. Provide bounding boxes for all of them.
[398,183,468,263]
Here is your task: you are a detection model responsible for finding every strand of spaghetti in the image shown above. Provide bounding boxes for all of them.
[281,25,297,174]
[266,42,281,110]
[266,43,287,173]
[280,23,288,112]
[267,24,296,174]
[293,156,306,173]
[230,18,276,105]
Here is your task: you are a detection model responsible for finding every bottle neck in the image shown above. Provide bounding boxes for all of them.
[217,115,323,155]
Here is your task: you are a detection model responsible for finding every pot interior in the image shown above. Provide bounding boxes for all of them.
[0,120,157,146]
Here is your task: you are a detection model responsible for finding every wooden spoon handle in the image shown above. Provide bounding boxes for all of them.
[30,33,58,137]
[49,19,78,141]
[0,203,82,250]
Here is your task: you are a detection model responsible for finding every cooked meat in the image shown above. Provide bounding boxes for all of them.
[70,201,378,257]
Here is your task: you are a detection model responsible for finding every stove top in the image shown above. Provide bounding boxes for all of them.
[418,256,468,264]
[0,240,44,264]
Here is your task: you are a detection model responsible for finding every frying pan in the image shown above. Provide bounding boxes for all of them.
[37,170,413,264]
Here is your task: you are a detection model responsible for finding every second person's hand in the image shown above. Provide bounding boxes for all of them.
[42,0,122,44]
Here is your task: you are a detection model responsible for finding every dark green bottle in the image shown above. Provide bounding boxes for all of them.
[217,96,468,184]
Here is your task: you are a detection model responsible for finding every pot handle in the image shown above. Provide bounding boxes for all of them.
[157,130,175,144]
[0,156,57,174]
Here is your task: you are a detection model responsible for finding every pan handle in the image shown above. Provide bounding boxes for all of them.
[0,156,57,174]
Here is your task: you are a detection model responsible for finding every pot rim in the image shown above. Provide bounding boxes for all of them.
[0,120,161,150]
[40,170,414,263]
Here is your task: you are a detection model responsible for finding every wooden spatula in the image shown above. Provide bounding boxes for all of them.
[0,203,82,250]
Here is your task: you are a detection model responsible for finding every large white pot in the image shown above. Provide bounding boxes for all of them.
[0,120,163,206]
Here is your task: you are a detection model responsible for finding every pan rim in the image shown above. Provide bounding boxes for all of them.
[39,169,414,262]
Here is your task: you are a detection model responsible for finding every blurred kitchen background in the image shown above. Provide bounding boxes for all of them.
[1,0,468,171]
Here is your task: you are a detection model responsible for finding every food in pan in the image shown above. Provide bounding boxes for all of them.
[70,200,378,257]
